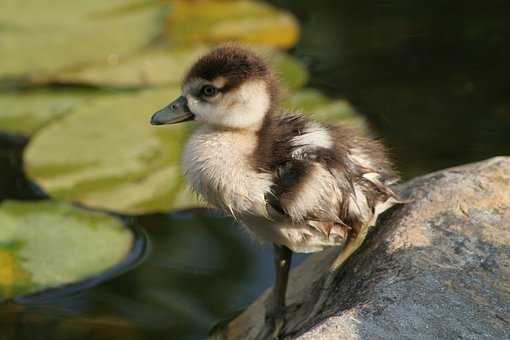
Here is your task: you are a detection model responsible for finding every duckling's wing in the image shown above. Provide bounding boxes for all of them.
[265,150,401,235]
[256,112,402,232]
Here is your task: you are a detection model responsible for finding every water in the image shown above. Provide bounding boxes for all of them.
[1,1,510,339]
[0,199,307,340]
[272,0,510,178]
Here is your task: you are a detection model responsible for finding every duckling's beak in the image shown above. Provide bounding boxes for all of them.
[151,96,194,125]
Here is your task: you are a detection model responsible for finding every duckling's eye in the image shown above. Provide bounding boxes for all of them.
[201,85,217,97]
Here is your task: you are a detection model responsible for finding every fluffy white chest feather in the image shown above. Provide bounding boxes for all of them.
[182,126,272,216]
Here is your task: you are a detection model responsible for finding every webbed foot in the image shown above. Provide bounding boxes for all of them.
[255,306,286,340]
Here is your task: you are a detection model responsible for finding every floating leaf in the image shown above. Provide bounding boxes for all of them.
[0,200,139,301]
[0,0,165,78]
[270,52,308,91]
[282,88,366,128]
[53,46,307,90]
[165,0,299,48]
[24,87,200,214]
[54,47,209,88]
[281,88,330,111]
[0,90,93,136]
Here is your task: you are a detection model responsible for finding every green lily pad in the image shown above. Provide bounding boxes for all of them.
[282,88,366,128]
[271,52,308,91]
[54,47,209,88]
[0,90,94,136]
[281,88,331,111]
[0,200,136,301]
[0,0,165,78]
[24,87,200,214]
[165,0,299,49]
[51,46,307,91]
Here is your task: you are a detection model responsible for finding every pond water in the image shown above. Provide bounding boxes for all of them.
[273,0,510,178]
[1,1,509,339]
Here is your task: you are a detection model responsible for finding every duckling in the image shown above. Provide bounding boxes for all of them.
[151,45,402,338]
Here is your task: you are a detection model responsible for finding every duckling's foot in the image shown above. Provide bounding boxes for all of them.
[255,307,286,340]
[255,244,292,339]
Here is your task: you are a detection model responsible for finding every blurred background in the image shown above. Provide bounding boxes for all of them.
[0,0,509,339]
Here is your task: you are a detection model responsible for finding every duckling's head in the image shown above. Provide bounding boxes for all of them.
[151,45,277,130]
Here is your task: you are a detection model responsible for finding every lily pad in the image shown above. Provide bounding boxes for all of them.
[165,0,299,49]
[0,90,93,136]
[51,46,307,91]
[0,200,139,301]
[24,87,200,214]
[54,47,209,88]
[271,52,308,91]
[282,88,366,128]
[0,0,165,78]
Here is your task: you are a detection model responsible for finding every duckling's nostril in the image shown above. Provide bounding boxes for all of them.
[170,103,178,110]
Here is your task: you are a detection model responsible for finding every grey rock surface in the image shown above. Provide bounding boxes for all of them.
[220,157,510,340]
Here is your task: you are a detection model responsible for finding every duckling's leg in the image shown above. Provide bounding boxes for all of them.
[256,244,292,340]
[310,222,369,317]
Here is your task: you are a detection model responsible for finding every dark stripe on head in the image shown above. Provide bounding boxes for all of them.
[185,45,275,92]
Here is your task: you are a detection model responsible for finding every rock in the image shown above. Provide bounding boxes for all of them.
[220,157,510,339]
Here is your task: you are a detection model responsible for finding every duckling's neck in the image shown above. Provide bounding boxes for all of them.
[206,108,272,133]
